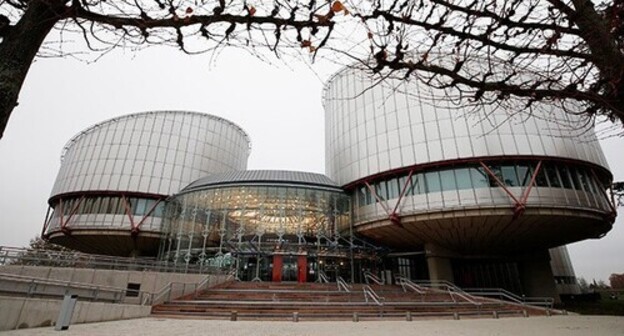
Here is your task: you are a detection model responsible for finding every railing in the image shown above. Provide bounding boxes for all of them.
[395,276,427,294]
[413,279,481,306]
[147,270,236,306]
[336,276,351,292]
[464,287,554,308]
[363,271,384,285]
[0,246,228,275]
[362,285,383,306]
[317,270,330,284]
[0,273,132,303]
[0,269,233,307]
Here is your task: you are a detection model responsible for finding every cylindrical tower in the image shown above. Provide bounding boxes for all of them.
[323,67,616,296]
[43,111,251,256]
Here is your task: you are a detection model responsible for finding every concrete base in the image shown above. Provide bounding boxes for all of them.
[425,244,455,283]
[520,251,560,303]
[0,296,151,331]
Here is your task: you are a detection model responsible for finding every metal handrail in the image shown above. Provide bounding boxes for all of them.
[463,287,554,308]
[317,270,330,284]
[0,273,128,303]
[363,271,384,285]
[0,246,228,275]
[337,276,351,292]
[395,276,427,294]
[363,285,383,306]
[412,280,481,306]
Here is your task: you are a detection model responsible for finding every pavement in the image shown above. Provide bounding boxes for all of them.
[1,315,624,335]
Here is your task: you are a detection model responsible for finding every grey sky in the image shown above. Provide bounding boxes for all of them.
[0,47,621,282]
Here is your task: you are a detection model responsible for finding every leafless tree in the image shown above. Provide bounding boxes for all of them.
[0,0,344,139]
[344,0,624,131]
[4,1,624,141]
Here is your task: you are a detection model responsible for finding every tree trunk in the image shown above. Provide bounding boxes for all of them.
[0,0,66,139]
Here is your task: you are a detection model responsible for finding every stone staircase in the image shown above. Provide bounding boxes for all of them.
[151,281,557,321]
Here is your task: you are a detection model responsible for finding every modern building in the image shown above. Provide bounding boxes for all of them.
[42,67,617,299]
[42,111,251,256]
[323,66,616,298]
[157,170,375,283]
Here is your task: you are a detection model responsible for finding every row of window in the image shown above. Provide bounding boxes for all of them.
[356,162,606,206]
[53,196,165,218]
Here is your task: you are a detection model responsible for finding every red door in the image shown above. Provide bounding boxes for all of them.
[297,255,307,283]
[272,255,283,282]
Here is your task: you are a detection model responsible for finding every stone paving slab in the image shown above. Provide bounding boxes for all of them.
[1,315,623,335]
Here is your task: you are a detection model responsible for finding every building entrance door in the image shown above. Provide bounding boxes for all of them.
[282,256,298,282]
[271,254,308,282]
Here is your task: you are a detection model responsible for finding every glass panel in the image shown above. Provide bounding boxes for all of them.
[535,165,549,187]
[425,171,441,193]
[544,164,562,188]
[439,169,456,191]
[455,168,472,190]
[387,177,400,199]
[412,173,424,194]
[558,165,573,189]
[375,181,388,201]
[517,165,531,186]
[100,197,111,214]
[358,186,366,207]
[135,199,149,216]
[501,166,519,187]
[569,167,582,190]
[488,165,503,187]
[470,167,489,188]
[577,169,591,192]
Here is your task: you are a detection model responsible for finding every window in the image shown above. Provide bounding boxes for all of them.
[412,173,424,195]
[387,177,401,199]
[534,166,549,187]
[501,166,519,187]
[425,171,441,193]
[557,166,573,189]
[544,164,562,188]
[439,169,456,191]
[470,167,489,188]
[455,168,472,190]
[517,165,531,186]
[375,181,388,201]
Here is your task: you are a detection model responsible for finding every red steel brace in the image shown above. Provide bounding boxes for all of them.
[59,196,85,235]
[131,199,163,236]
[479,161,542,219]
[364,170,414,226]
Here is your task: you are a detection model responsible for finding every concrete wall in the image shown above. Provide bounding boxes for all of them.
[0,266,229,304]
[0,296,151,331]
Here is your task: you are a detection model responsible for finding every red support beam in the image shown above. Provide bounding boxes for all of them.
[40,206,52,238]
[519,161,542,205]
[479,162,521,205]
[121,195,136,228]
[61,196,84,235]
[364,180,392,216]
[391,170,414,215]
[131,199,163,236]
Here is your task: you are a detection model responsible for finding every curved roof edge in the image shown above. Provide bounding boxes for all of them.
[181,170,343,193]
[60,110,251,162]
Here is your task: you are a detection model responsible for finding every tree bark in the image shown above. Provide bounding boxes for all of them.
[0,0,66,139]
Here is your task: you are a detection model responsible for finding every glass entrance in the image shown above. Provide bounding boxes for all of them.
[282,255,298,281]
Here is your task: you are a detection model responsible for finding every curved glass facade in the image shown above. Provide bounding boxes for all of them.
[352,159,612,225]
[158,182,378,282]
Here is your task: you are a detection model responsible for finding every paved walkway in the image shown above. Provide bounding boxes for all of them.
[2,316,623,335]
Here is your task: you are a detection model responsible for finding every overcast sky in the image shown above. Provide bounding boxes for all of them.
[0,45,621,282]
